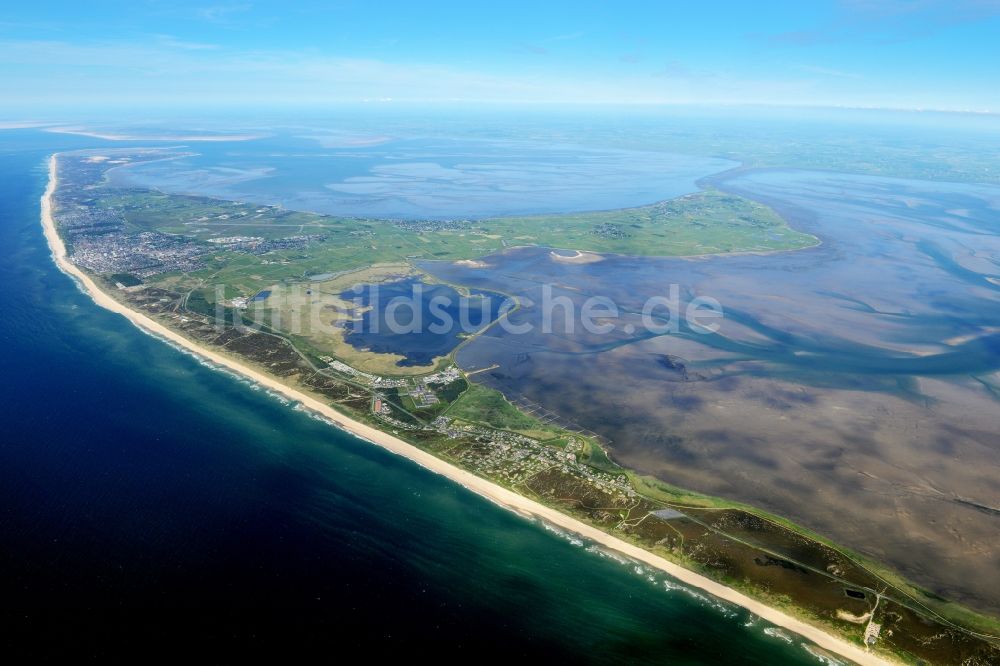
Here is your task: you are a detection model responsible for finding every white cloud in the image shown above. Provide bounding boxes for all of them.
[798,65,863,79]
[154,35,221,50]
[0,36,991,111]
[196,3,253,24]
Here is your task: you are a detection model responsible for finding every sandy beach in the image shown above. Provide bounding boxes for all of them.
[41,154,892,666]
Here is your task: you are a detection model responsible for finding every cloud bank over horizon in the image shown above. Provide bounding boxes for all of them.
[2,0,999,113]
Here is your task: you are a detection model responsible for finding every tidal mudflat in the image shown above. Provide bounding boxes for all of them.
[111,134,735,220]
[423,169,1000,614]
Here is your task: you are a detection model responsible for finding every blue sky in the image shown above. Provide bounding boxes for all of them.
[2,0,999,112]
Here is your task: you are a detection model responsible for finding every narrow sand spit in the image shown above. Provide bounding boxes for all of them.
[42,154,892,666]
[44,127,264,142]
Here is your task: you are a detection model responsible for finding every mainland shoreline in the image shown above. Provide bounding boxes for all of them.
[41,153,892,666]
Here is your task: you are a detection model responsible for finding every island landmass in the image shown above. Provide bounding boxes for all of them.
[43,150,1000,665]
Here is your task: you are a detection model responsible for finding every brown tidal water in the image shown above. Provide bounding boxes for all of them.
[422,169,1000,614]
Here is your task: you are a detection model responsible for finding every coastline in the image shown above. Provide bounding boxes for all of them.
[41,153,892,666]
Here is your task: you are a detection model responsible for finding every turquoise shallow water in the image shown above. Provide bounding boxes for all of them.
[0,129,823,663]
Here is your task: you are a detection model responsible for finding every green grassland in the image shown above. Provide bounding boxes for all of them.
[488,189,815,256]
[93,184,816,369]
[103,187,815,295]
[444,382,563,440]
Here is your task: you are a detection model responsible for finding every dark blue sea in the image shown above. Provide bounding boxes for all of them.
[0,129,821,663]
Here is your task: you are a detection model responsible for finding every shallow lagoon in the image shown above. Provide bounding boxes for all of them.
[111,133,735,219]
[341,278,506,366]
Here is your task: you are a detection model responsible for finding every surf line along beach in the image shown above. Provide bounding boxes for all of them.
[41,153,893,666]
